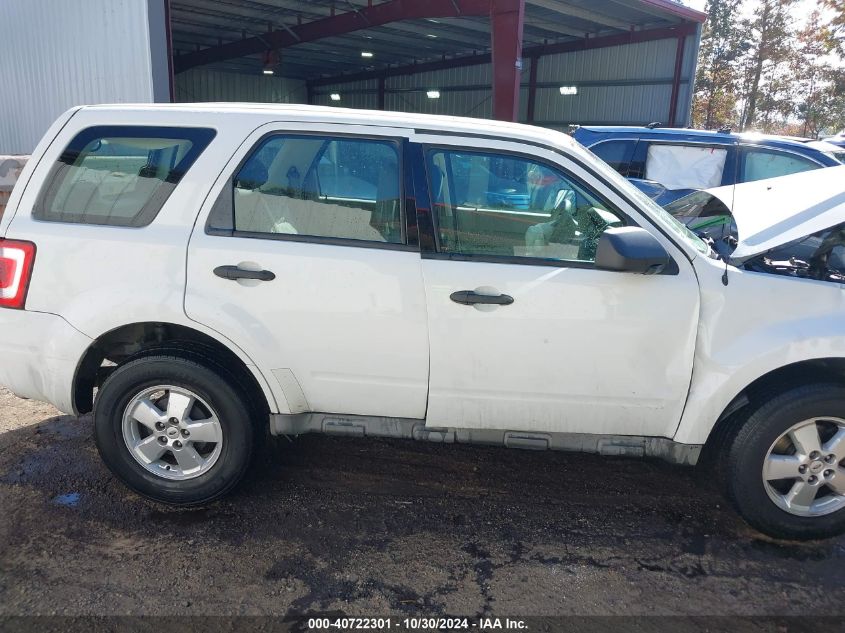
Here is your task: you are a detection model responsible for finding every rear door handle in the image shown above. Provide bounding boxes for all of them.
[213,265,276,282]
[450,290,514,306]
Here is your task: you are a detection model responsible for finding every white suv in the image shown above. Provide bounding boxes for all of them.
[1,104,844,540]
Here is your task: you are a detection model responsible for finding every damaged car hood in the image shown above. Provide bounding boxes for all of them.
[699,166,845,261]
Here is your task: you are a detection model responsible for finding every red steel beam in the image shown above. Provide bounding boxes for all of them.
[164,0,175,101]
[174,0,491,73]
[667,34,685,125]
[490,0,525,121]
[526,55,538,123]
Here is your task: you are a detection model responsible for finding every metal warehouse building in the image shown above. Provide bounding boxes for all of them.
[0,0,704,155]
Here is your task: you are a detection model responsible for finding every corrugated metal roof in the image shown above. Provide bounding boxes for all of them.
[170,0,704,79]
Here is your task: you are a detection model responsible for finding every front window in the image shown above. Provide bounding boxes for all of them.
[426,149,624,264]
[741,147,820,183]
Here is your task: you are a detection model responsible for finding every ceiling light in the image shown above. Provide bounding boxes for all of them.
[361,51,373,58]
[426,90,441,99]
[330,93,341,101]
[559,85,578,95]
[261,49,278,76]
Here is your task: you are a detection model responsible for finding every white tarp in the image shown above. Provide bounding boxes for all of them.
[645,144,727,190]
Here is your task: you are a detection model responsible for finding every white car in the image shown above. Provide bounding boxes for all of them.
[1,104,844,540]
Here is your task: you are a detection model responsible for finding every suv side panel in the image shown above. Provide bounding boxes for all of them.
[4,109,282,414]
[184,122,430,419]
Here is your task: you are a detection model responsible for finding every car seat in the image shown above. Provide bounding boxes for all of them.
[524,188,577,256]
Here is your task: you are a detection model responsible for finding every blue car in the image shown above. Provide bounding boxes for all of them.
[572,126,845,206]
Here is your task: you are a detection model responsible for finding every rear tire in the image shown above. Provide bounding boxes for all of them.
[94,355,255,505]
[724,383,845,540]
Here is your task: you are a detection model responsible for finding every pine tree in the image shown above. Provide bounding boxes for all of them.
[792,11,833,136]
[691,0,747,129]
[738,0,798,131]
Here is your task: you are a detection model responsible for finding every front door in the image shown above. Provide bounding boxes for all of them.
[414,140,700,438]
[186,124,429,419]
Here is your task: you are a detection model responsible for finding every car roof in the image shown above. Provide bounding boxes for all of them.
[78,102,578,150]
[575,126,824,149]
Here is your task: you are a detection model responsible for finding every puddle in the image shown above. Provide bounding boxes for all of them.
[51,493,81,507]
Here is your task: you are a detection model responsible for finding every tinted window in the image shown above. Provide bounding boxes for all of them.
[427,149,623,263]
[229,135,402,244]
[35,126,215,227]
[741,148,820,183]
[590,140,636,176]
[628,140,647,179]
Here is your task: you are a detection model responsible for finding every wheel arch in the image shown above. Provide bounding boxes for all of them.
[701,357,845,459]
[73,321,277,416]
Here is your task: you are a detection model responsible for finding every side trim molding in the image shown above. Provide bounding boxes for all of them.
[269,412,702,466]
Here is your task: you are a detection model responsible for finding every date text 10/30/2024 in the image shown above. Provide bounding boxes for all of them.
[306,617,528,630]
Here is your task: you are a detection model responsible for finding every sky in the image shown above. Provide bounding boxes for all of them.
[684,0,822,22]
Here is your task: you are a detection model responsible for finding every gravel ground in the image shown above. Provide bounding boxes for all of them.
[1,387,844,624]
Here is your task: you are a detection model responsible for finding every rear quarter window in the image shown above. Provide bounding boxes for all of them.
[34,126,215,227]
[588,140,636,176]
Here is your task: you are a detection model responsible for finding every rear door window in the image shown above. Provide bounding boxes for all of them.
[34,126,215,227]
[644,144,728,190]
[218,134,403,245]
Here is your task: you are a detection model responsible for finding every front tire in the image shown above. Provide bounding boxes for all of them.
[725,383,845,540]
[94,355,255,505]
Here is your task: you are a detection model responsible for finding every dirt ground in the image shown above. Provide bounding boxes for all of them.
[1,387,844,626]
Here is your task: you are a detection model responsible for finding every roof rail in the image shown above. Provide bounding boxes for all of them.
[646,121,662,129]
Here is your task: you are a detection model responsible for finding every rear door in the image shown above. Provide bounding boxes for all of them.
[411,136,700,439]
[185,123,429,418]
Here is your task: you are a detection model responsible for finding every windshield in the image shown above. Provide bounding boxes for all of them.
[664,190,733,230]
[571,142,711,256]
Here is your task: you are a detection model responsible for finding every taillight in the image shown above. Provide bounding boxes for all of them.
[0,240,36,309]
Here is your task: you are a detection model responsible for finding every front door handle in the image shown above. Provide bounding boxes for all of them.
[213,265,276,282]
[450,290,514,306]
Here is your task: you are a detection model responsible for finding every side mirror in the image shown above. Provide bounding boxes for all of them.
[595,227,671,274]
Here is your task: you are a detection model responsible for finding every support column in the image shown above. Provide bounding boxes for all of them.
[668,35,685,126]
[378,76,386,110]
[490,0,525,121]
[526,55,538,123]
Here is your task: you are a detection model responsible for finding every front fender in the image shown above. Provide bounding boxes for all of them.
[675,261,845,445]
